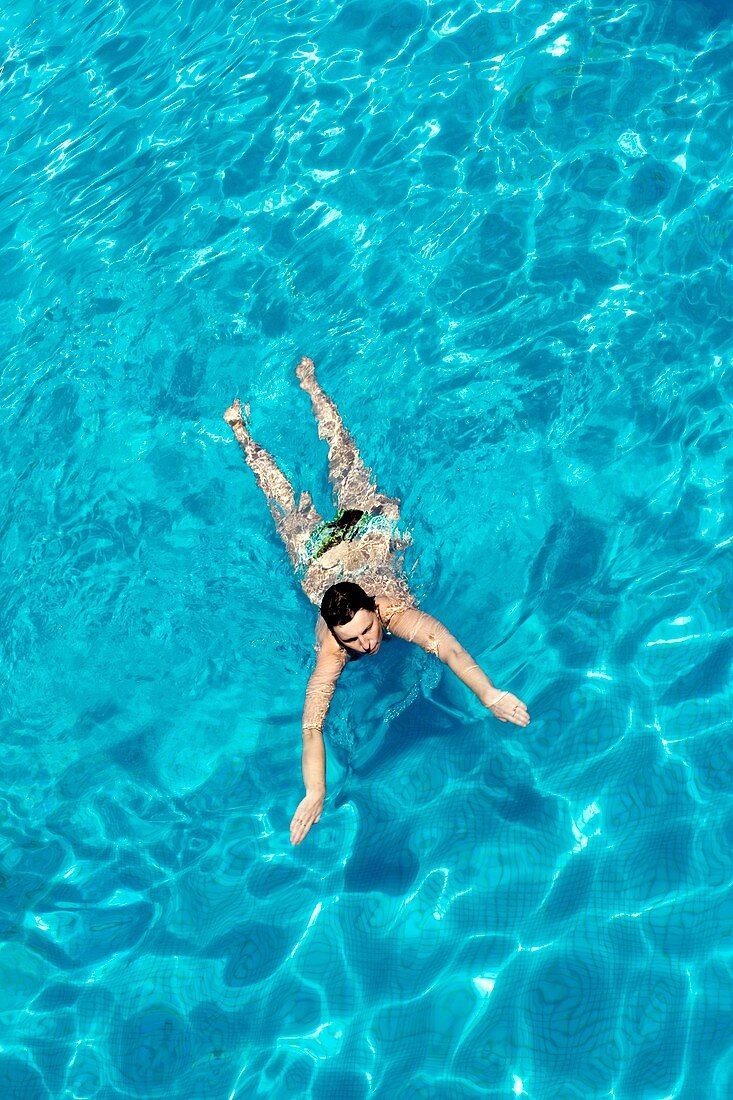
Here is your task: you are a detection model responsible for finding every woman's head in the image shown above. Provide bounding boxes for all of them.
[320,582,382,655]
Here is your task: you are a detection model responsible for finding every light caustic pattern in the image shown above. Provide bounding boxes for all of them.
[1,0,732,1097]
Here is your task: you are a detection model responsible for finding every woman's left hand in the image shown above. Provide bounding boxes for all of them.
[486,690,530,726]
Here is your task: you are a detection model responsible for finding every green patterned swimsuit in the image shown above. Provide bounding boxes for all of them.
[304,508,397,564]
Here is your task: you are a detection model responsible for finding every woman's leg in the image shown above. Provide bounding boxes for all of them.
[296,357,400,519]
[224,399,322,569]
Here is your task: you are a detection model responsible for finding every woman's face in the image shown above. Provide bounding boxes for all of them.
[333,609,383,654]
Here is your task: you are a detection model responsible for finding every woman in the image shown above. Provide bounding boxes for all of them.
[224,356,530,845]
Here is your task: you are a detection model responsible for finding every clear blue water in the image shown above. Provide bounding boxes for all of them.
[2,0,733,1096]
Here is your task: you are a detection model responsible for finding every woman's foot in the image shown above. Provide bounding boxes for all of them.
[223,398,250,432]
[296,356,316,387]
[223,397,242,427]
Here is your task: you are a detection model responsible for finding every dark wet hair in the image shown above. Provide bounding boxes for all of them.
[320,582,376,632]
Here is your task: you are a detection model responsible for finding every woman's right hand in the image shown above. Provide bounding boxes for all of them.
[290,790,325,845]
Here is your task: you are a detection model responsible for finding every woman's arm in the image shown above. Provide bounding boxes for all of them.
[290,639,346,845]
[379,601,530,726]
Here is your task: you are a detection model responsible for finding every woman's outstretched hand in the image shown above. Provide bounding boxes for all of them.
[290,791,324,845]
[486,690,530,727]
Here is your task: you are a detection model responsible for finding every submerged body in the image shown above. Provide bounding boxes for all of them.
[224,356,530,845]
[303,519,413,608]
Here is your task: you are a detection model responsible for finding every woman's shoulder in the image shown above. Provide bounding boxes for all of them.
[314,615,330,649]
[374,591,417,628]
[314,615,346,660]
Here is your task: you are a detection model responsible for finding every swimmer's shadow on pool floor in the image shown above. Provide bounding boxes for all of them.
[330,695,553,892]
[335,692,471,784]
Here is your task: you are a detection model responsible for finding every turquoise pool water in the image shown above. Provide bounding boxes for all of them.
[2,0,733,1096]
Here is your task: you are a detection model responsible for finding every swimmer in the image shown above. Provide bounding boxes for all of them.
[224,356,530,845]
